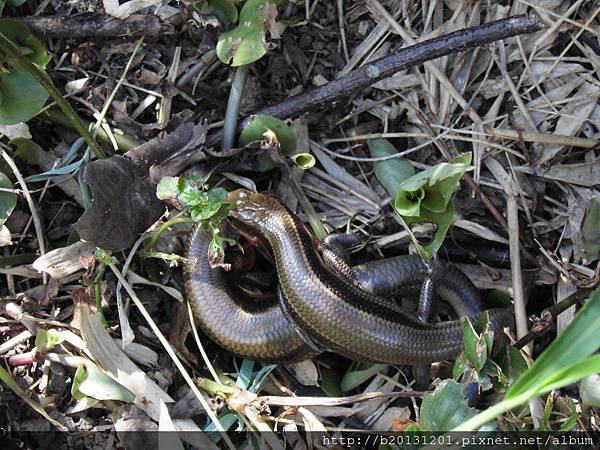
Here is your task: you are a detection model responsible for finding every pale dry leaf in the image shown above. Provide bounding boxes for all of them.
[0,123,31,140]
[32,241,96,279]
[0,225,12,247]
[103,0,163,19]
[371,406,410,431]
[65,78,89,94]
[78,304,216,449]
[514,160,600,187]
[454,219,509,244]
[535,81,600,165]
[285,360,319,386]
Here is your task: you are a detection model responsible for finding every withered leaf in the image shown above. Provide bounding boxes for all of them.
[74,155,164,250]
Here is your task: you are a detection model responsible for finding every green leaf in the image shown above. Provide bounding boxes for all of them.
[462,317,487,372]
[235,358,254,389]
[507,288,600,399]
[0,171,16,228]
[156,176,180,200]
[541,392,554,431]
[453,351,468,380]
[11,137,42,164]
[34,329,63,352]
[0,19,51,69]
[24,158,84,182]
[190,187,228,221]
[391,154,472,261]
[210,0,238,25]
[580,373,600,407]
[582,196,600,262]
[396,202,455,261]
[393,187,425,217]
[368,138,415,196]
[291,152,315,170]
[532,355,600,398]
[72,363,135,402]
[216,0,277,66]
[239,115,296,154]
[340,362,387,393]
[0,70,48,124]
[420,379,478,431]
[558,397,578,432]
[320,367,343,398]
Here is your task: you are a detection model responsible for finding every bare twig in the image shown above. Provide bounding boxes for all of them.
[237,13,543,131]
[21,13,175,39]
[514,287,596,350]
[506,175,543,428]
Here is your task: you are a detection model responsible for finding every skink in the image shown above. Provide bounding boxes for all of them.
[184,226,311,362]
[226,189,513,365]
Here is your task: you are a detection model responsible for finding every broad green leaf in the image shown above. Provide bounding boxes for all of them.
[501,346,529,386]
[517,355,600,403]
[580,373,600,407]
[239,115,296,154]
[291,152,315,170]
[368,138,415,196]
[216,0,277,66]
[156,176,179,200]
[0,19,52,69]
[420,379,477,431]
[340,362,387,393]
[0,171,16,228]
[35,329,63,352]
[187,187,228,221]
[72,363,135,402]
[210,0,238,24]
[11,137,42,164]
[507,288,600,399]
[582,196,600,261]
[0,70,48,124]
[391,154,472,261]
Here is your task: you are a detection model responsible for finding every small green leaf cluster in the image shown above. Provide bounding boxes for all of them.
[453,314,520,393]
[0,19,51,124]
[452,287,600,431]
[157,174,235,266]
[157,174,229,224]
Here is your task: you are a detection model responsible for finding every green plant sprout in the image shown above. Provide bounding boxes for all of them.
[369,138,472,261]
[157,174,235,265]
